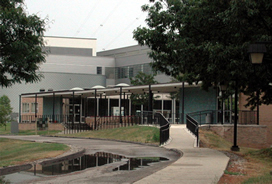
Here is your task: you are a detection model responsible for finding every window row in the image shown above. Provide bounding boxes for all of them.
[22,103,38,113]
[105,63,155,79]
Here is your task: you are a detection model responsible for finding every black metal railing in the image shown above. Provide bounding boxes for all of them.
[20,114,69,124]
[20,112,170,144]
[186,114,199,147]
[187,110,257,125]
[140,111,170,145]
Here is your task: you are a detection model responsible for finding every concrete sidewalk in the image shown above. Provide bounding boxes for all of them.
[135,125,230,184]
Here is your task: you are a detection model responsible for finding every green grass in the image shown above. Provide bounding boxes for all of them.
[0,123,11,134]
[242,173,272,184]
[199,129,232,150]
[224,170,245,176]
[0,138,69,167]
[246,148,272,162]
[18,129,62,136]
[61,125,160,144]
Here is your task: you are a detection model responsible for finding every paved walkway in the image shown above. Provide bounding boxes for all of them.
[135,124,230,184]
[1,125,229,184]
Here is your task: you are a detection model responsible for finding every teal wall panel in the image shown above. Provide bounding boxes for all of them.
[43,96,63,116]
[179,87,217,123]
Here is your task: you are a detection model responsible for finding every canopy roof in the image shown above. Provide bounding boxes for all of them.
[21,82,201,98]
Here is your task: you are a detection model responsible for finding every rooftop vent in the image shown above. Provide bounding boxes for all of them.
[70,87,84,91]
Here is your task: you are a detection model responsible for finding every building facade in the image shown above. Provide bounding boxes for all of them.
[1,36,217,124]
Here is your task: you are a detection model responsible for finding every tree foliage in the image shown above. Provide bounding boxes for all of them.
[133,0,272,107]
[130,71,158,106]
[0,95,13,126]
[0,0,47,87]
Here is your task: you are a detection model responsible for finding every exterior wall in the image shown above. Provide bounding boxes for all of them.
[239,93,272,147]
[201,125,269,149]
[98,45,172,85]
[180,87,217,123]
[40,55,115,75]
[21,98,43,120]
[18,122,64,131]
[18,123,35,130]
[1,72,106,113]
[45,37,97,56]
[48,123,64,131]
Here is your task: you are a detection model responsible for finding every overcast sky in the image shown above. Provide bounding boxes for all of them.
[24,0,150,51]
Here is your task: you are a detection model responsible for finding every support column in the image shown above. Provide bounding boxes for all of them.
[257,90,260,125]
[161,94,164,114]
[174,98,176,124]
[171,99,174,124]
[123,92,126,116]
[129,96,131,116]
[108,98,110,116]
[72,91,75,131]
[231,81,240,151]
[35,94,37,135]
[19,95,21,123]
[148,84,153,112]
[119,87,122,124]
[53,92,55,123]
[230,95,233,123]
[182,81,185,124]
[94,89,97,130]
[97,97,99,117]
[80,95,82,124]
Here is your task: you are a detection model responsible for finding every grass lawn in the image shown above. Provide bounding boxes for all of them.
[200,129,272,184]
[60,125,160,145]
[0,123,11,135]
[0,125,159,168]
[0,138,69,167]
[0,123,159,145]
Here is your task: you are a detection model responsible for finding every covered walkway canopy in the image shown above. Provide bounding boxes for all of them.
[20,82,201,127]
[21,82,200,98]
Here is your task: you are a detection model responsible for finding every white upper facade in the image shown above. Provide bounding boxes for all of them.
[44,36,97,56]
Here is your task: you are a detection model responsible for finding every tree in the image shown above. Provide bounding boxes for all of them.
[130,71,158,106]
[133,0,272,107]
[0,0,47,87]
[0,95,13,127]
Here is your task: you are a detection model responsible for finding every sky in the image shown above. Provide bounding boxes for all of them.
[24,0,151,51]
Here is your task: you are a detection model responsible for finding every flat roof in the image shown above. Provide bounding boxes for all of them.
[21,82,201,98]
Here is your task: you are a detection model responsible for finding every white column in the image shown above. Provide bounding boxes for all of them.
[129,98,131,116]
[108,98,110,116]
[174,99,176,124]
[161,94,164,114]
[97,98,99,116]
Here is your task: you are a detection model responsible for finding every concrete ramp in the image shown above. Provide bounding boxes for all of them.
[135,125,229,184]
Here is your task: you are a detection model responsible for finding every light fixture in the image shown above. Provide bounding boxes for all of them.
[248,44,267,64]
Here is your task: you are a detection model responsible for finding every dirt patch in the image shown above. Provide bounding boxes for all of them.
[218,151,247,184]
[217,151,266,184]
[199,129,272,184]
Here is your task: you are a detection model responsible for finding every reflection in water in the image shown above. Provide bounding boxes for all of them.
[31,152,168,176]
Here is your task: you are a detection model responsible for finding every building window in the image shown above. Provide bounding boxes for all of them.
[22,103,29,113]
[97,67,102,75]
[31,103,38,113]
[128,67,134,78]
[105,67,115,79]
